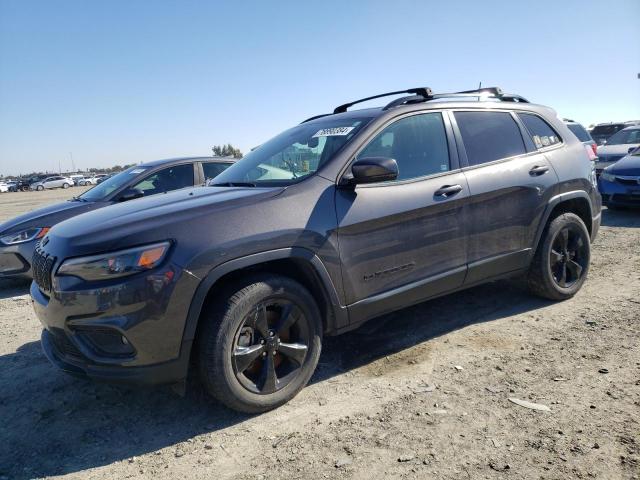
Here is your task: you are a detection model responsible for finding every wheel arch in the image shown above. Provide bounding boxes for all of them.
[533,190,594,254]
[182,248,347,349]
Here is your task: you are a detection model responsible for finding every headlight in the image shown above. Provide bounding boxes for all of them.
[601,171,616,182]
[57,242,170,281]
[0,227,49,245]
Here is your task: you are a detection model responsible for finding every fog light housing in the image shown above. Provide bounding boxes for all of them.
[75,327,135,357]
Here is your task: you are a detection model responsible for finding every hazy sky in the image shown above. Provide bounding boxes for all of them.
[1,0,639,176]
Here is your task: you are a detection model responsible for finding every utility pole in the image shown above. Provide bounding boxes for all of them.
[70,152,75,172]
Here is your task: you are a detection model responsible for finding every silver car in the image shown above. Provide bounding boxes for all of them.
[30,176,73,191]
[596,126,640,173]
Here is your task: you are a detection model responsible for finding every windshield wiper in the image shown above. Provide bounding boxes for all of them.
[70,196,88,202]
[210,182,256,187]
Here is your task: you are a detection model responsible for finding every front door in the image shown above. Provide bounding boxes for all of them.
[336,111,469,323]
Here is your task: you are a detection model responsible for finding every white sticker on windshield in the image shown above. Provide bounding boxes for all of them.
[312,127,355,138]
[129,168,146,174]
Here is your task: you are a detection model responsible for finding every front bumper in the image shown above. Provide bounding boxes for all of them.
[31,262,201,386]
[0,240,37,278]
[598,177,640,207]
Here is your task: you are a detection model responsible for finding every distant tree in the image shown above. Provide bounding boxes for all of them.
[212,144,243,159]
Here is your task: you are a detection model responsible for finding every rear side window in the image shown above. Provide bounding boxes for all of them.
[454,111,526,166]
[357,112,450,181]
[566,123,591,142]
[203,162,232,182]
[518,113,561,149]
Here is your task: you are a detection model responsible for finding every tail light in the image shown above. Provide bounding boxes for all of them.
[591,143,598,157]
[585,145,597,161]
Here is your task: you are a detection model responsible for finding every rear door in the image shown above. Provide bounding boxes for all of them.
[451,109,558,284]
[336,111,469,322]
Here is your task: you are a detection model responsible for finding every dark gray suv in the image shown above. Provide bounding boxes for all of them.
[31,87,601,413]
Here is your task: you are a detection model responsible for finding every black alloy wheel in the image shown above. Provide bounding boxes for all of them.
[232,300,310,395]
[549,225,588,288]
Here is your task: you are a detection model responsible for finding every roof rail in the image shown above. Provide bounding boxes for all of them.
[300,113,332,124]
[326,86,528,119]
[333,87,433,114]
[429,87,529,103]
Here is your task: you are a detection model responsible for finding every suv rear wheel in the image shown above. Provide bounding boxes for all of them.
[528,213,590,300]
[197,274,322,413]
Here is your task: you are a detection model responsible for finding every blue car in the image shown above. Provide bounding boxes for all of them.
[598,147,640,208]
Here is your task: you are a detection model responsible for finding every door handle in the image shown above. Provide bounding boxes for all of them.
[434,184,463,197]
[529,165,549,176]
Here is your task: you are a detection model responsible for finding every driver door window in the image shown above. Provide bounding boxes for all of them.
[133,164,194,196]
[357,113,450,181]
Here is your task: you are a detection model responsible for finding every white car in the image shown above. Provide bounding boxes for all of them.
[30,176,74,191]
[79,174,109,186]
[596,126,640,173]
[0,182,9,193]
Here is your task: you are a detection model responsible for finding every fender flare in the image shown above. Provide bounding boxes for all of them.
[182,247,348,344]
[532,190,594,254]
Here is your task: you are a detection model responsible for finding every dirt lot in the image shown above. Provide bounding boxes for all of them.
[0,188,638,480]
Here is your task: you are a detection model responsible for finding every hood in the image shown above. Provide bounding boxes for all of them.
[47,186,285,255]
[597,144,639,156]
[0,200,104,234]
[609,154,640,176]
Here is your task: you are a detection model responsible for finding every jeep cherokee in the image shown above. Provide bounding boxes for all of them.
[31,87,601,413]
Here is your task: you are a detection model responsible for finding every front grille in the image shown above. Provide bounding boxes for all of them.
[49,328,83,358]
[32,245,56,292]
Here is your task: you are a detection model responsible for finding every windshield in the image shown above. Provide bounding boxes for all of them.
[591,124,624,136]
[79,166,148,201]
[605,128,640,145]
[211,116,373,186]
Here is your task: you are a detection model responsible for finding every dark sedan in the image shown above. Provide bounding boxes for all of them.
[0,156,234,279]
[598,147,640,208]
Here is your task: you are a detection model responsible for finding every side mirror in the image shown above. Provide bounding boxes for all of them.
[344,157,398,185]
[117,188,144,202]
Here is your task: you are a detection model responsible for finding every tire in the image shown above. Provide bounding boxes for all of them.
[62,183,70,189]
[36,185,44,191]
[528,213,590,301]
[197,274,322,413]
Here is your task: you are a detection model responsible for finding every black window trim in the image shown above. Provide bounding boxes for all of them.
[338,109,461,188]
[448,108,552,171]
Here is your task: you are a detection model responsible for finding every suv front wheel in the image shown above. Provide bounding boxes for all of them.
[528,213,591,300]
[197,274,322,413]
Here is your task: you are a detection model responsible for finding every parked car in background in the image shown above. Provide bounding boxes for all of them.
[79,174,109,186]
[30,176,74,191]
[0,156,233,280]
[590,121,640,146]
[598,146,640,208]
[96,173,114,184]
[69,175,86,186]
[596,126,640,174]
[0,182,9,193]
[30,86,601,413]
[564,119,597,156]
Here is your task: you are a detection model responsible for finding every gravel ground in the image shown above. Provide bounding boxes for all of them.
[0,188,638,480]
